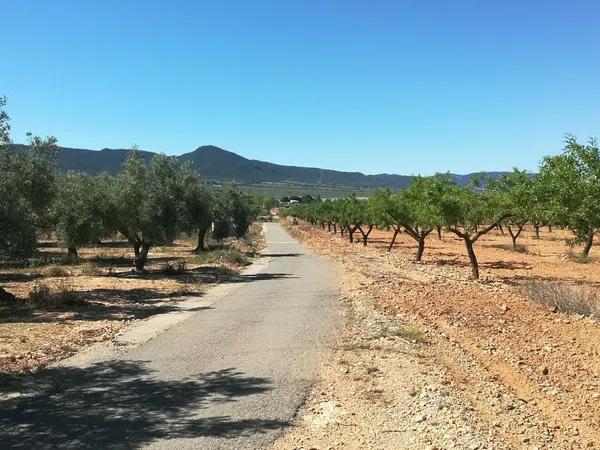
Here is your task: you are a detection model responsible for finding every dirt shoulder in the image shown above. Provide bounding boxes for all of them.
[273,220,600,449]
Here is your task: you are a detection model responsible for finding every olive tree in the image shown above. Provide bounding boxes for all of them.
[102,150,184,272]
[0,97,36,264]
[538,135,600,257]
[212,185,257,241]
[50,172,106,260]
[178,164,215,252]
[0,97,57,300]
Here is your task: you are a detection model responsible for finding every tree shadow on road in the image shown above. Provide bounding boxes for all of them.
[0,361,286,448]
[259,253,303,258]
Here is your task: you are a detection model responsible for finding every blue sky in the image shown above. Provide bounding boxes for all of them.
[1,0,599,175]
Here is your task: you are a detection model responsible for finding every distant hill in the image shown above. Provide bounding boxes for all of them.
[11,143,509,188]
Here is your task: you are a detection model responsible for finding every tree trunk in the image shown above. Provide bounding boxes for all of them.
[333,223,337,234]
[497,224,505,235]
[0,287,16,304]
[359,225,373,246]
[464,238,479,279]
[327,222,331,232]
[67,246,78,260]
[193,226,209,252]
[321,221,325,230]
[548,225,553,233]
[133,241,141,257]
[582,232,594,257]
[415,236,425,261]
[340,226,344,237]
[388,227,400,252]
[507,226,518,250]
[134,242,150,272]
[534,224,540,239]
[348,227,354,243]
[436,226,442,240]
[508,222,525,250]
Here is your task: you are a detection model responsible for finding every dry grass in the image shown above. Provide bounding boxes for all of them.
[79,264,104,276]
[42,266,70,277]
[27,280,85,308]
[522,279,600,318]
[195,248,251,267]
[159,260,188,275]
[370,323,427,344]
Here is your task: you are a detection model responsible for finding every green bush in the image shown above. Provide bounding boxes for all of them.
[195,248,251,267]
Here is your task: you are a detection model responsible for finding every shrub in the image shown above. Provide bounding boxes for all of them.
[159,260,188,275]
[195,249,251,267]
[522,280,600,318]
[28,283,53,305]
[43,266,69,277]
[80,264,103,276]
[28,281,85,308]
[60,253,80,265]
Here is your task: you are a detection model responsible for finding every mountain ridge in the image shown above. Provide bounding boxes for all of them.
[11,143,510,188]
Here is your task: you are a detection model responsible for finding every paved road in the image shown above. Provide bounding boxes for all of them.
[0,223,339,449]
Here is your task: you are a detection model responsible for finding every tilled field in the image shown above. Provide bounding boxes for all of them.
[274,220,600,449]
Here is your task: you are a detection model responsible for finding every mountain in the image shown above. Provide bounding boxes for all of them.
[179,146,415,187]
[11,143,508,188]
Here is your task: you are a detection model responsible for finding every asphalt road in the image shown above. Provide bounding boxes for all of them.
[0,223,339,449]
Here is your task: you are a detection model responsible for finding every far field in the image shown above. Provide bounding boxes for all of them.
[234,181,381,199]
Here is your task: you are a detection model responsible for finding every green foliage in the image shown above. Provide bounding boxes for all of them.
[194,248,251,267]
[369,176,449,257]
[50,172,105,257]
[538,135,600,255]
[487,169,537,248]
[213,185,258,240]
[487,169,533,221]
[441,185,506,236]
[0,97,57,260]
[98,149,190,271]
[287,174,510,277]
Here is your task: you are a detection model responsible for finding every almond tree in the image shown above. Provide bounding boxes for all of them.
[371,176,447,260]
[370,189,404,251]
[538,135,600,257]
[488,169,534,250]
[441,184,510,279]
[338,195,373,245]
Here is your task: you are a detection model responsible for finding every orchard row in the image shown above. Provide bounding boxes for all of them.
[285,135,600,279]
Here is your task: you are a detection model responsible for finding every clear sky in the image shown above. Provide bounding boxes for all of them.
[1,0,599,175]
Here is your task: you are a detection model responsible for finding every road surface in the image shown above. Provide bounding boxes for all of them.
[0,223,339,449]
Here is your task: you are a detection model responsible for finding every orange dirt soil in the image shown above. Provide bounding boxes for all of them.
[280,220,600,449]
